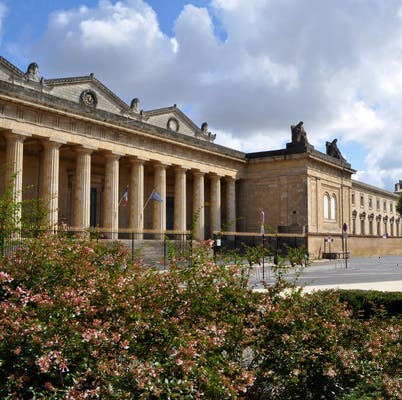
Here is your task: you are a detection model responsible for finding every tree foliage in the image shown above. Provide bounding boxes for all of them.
[397,192,402,218]
[0,172,48,259]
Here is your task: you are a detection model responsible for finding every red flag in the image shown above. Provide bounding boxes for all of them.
[120,186,128,207]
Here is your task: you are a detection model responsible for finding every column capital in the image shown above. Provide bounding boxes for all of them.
[174,165,188,173]
[193,169,206,177]
[209,173,223,181]
[42,139,66,149]
[104,151,123,161]
[75,146,94,155]
[129,156,148,165]
[74,144,98,151]
[153,161,170,169]
[3,131,30,143]
[225,175,236,182]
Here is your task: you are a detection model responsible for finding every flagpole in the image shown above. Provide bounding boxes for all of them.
[160,196,163,238]
[143,189,155,211]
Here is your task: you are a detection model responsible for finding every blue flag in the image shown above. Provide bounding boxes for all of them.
[151,190,163,203]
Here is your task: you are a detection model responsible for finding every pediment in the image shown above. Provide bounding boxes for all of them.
[144,106,215,142]
[45,75,131,116]
[0,56,26,83]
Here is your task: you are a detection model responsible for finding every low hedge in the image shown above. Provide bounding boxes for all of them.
[336,289,402,319]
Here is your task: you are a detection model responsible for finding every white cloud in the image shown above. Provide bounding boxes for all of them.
[0,2,7,41]
[25,0,402,190]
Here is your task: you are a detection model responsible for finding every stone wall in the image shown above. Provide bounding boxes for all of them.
[242,154,308,233]
[308,233,402,259]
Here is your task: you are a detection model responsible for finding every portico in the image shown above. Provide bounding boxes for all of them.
[1,129,239,241]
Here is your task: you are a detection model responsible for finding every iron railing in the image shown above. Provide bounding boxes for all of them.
[213,232,308,263]
[1,228,307,269]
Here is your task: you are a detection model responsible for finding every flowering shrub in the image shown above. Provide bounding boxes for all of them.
[0,234,257,399]
[0,233,401,399]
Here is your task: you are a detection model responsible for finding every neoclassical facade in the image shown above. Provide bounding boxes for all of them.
[351,180,399,237]
[0,57,400,257]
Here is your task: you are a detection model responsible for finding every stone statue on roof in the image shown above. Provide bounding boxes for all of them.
[199,122,216,142]
[130,98,140,113]
[290,121,309,145]
[326,138,346,161]
[26,62,40,82]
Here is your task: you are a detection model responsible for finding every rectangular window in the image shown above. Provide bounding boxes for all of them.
[360,195,364,207]
[390,203,393,213]
[351,193,355,205]
[376,199,380,210]
[368,197,372,209]
[383,201,387,212]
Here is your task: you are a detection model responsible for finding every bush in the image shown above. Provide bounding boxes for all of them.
[0,233,401,399]
[337,289,402,319]
[0,234,256,399]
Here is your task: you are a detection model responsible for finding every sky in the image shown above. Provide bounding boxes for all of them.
[1,0,402,191]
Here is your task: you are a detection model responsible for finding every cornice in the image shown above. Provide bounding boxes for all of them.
[0,56,25,78]
[352,179,398,198]
[0,80,246,163]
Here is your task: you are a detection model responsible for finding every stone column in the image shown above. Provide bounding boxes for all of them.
[73,147,92,233]
[103,153,120,240]
[226,176,236,232]
[129,158,145,239]
[192,171,205,241]
[210,174,221,234]
[4,132,27,228]
[41,140,63,231]
[174,167,187,234]
[153,163,166,238]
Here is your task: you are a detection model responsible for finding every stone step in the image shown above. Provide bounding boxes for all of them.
[120,239,191,266]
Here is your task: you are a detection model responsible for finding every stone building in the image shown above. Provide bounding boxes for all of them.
[351,181,399,237]
[0,57,401,258]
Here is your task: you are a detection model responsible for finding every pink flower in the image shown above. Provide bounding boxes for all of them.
[0,271,13,283]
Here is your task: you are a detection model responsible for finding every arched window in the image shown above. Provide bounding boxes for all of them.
[324,193,329,219]
[324,193,336,220]
[330,195,336,220]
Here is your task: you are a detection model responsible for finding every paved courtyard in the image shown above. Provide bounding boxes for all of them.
[249,255,402,292]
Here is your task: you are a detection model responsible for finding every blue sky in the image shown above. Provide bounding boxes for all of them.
[1,0,402,190]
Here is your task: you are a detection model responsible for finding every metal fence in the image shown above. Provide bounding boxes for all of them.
[213,232,308,263]
[1,229,307,268]
[0,228,193,268]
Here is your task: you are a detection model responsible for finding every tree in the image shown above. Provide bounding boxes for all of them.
[396,192,402,218]
[0,169,48,258]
